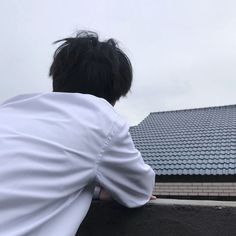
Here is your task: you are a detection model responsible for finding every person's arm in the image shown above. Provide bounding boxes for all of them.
[95,121,155,208]
[98,188,157,201]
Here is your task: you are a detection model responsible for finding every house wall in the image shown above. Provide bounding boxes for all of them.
[154,182,236,197]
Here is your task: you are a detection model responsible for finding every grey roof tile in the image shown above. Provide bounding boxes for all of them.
[130,104,236,176]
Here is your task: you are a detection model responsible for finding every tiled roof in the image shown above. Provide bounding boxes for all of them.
[130,105,236,176]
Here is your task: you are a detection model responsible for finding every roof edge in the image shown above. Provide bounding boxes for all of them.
[150,104,236,115]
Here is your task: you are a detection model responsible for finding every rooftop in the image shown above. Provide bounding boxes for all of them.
[130,104,236,176]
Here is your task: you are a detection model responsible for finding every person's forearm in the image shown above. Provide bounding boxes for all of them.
[99,187,113,200]
[94,186,156,201]
[93,186,113,200]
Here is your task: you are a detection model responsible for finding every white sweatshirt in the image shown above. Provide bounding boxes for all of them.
[0,92,155,236]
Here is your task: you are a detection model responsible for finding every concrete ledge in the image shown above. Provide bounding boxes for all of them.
[148,198,236,207]
[76,199,236,236]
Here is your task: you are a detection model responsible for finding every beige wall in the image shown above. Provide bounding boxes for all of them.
[154,182,236,196]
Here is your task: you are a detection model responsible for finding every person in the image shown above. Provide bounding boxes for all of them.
[0,31,156,236]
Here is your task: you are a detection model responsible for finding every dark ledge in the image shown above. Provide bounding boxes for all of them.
[76,199,236,236]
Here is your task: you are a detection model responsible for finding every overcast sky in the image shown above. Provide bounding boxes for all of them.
[0,0,236,125]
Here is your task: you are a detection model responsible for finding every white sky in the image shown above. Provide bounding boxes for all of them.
[0,0,236,125]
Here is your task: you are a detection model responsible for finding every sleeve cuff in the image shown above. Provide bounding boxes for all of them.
[93,186,101,200]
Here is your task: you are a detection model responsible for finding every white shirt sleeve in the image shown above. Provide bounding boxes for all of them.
[95,120,155,208]
[92,186,102,200]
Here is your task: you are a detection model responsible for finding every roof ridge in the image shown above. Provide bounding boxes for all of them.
[150,104,236,115]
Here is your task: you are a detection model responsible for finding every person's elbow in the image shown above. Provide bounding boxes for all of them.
[124,168,156,208]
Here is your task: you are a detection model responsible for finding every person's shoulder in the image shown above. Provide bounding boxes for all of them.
[78,93,128,128]
[1,92,129,128]
[64,93,130,139]
[1,93,42,106]
[72,93,130,131]
[42,92,127,126]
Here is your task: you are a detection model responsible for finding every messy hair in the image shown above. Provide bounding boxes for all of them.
[49,31,133,104]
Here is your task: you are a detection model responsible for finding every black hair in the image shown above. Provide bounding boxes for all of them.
[49,31,133,105]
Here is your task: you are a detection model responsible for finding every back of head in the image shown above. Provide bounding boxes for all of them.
[49,31,133,105]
